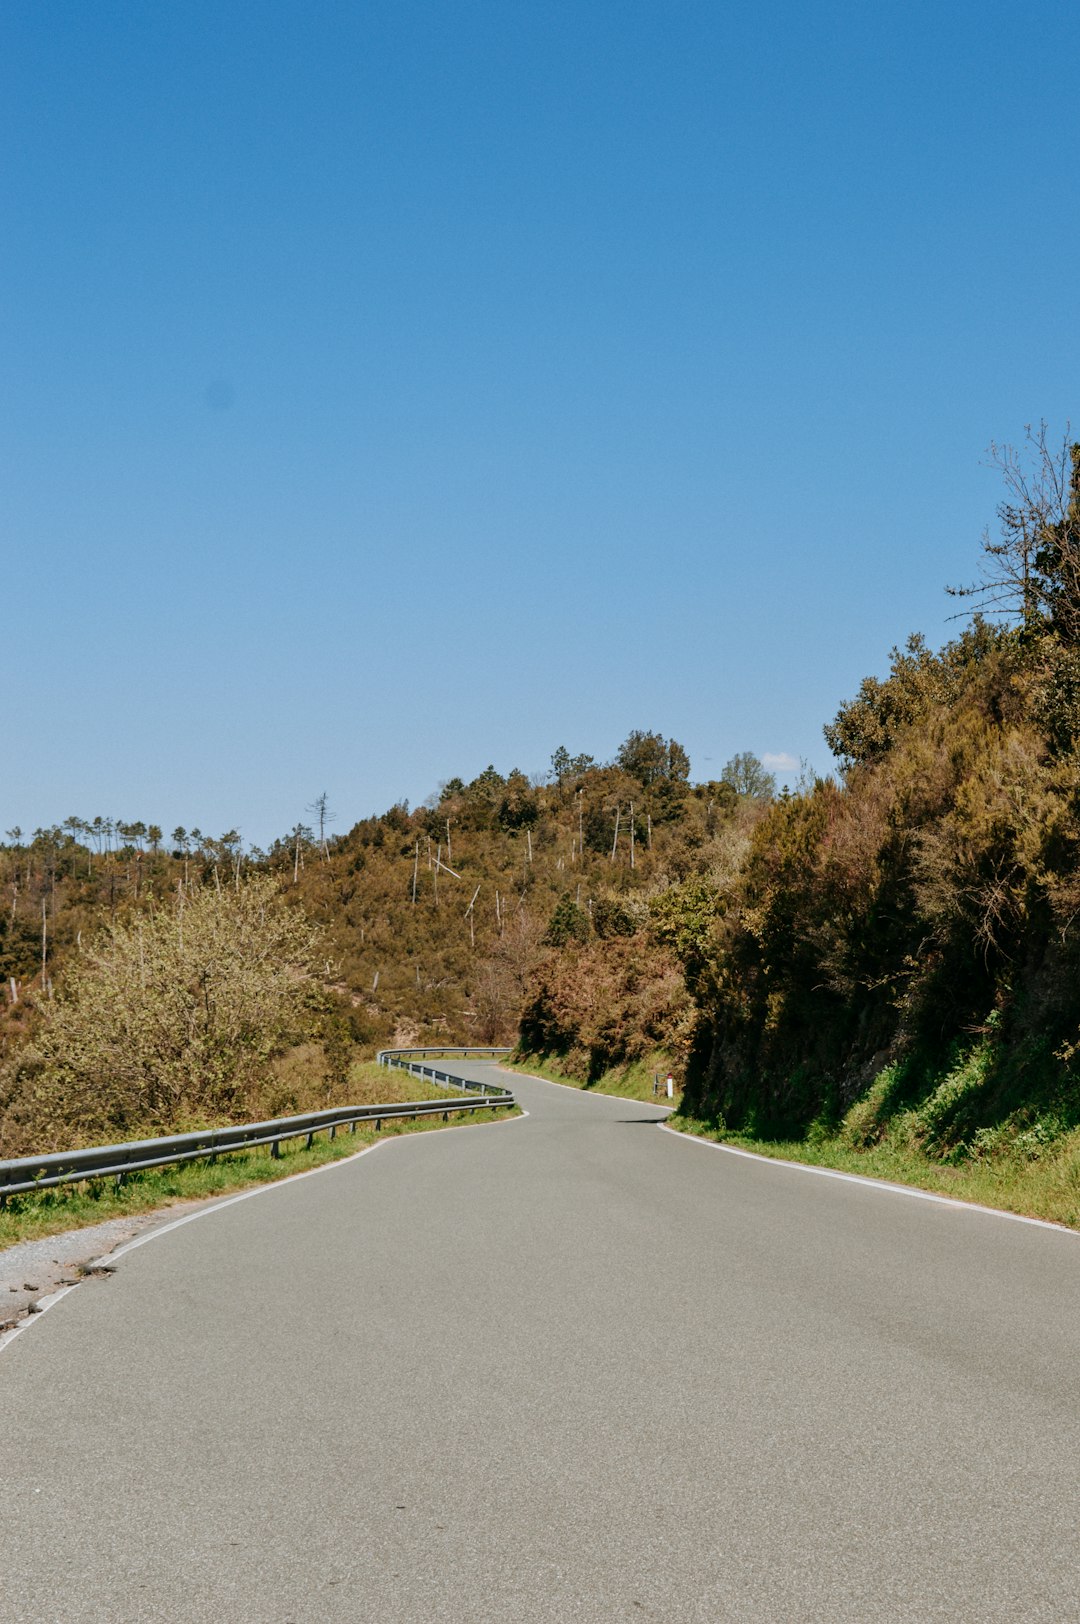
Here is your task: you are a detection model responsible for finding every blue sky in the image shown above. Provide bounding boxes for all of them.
[3,1,1077,846]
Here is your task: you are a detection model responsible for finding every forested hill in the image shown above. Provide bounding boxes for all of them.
[0,735,773,1150]
[266,737,771,1056]
[5,427,1080,1203]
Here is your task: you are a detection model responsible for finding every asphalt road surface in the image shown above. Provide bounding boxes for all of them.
[3,1064,1080,1623]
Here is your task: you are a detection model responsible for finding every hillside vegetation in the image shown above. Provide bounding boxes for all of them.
[516,433,1080,1218]
[5,425,1080,1226]
[0,730,766,1152]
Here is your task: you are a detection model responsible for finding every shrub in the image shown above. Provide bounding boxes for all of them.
[0,876,322,1152]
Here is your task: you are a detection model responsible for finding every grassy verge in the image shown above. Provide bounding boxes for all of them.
[669,1114,1080,1229]
[509,1047,1080,1229]
[1,1062,518,1250]
[505,1051,682,1105]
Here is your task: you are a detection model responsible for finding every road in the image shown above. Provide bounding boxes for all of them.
[3,1063,1080,1623]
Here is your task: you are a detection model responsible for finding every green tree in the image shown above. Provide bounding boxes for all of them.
[720,752,775,799]
[616,730,690,787]
[498,770,539,831]
[823,621,1011,768]
[544,893,590,946]
[550,746,597,785]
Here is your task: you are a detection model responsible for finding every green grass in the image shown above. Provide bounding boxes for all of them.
[505,1051,681,1105]
[669,1114,1080,1228]
[0,1068,518,1250]
[509,1046,1080,1229]
[669,1043,1080,1231]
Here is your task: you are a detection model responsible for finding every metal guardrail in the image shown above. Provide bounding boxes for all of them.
[377,1047,514,1097]
[0,1083,516,1200]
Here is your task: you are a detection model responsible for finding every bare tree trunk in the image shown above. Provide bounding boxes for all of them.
[610,806,620,862]
[465,883,480,950]
[307,792,333,860]
[412,842,419,905]
[629,801,635,869]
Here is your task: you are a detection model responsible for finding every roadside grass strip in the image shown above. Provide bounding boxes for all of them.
[661,1120,1080,1235]
[0,1101,519,1251]
[511,1054,1080,1232]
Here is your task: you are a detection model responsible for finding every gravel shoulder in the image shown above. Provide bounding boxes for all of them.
[0,1199,219,1336]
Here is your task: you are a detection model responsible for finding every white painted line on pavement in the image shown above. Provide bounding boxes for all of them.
[0,1282,79,1354]
[465,1069,1078,1239]
[103,1104,529,1266]
[658,1123,1080,1237]
[501,1067,673,1113]
[0,1104,530,1355]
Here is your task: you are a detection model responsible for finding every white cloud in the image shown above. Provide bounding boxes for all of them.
[762,752,799,774]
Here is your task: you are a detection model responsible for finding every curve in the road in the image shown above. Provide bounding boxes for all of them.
[3,1062,1079,1624]
[0,1103,530,1358]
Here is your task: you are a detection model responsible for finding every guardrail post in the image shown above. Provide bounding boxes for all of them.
[270,1138,281,1159]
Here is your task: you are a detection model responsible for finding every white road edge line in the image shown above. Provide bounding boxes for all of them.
[0,1103,530,1356]
[508,1067,1076,1238]
[500,1066,673,1113]
[657,1122,1079,1237]
[0,1282,79,1354]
